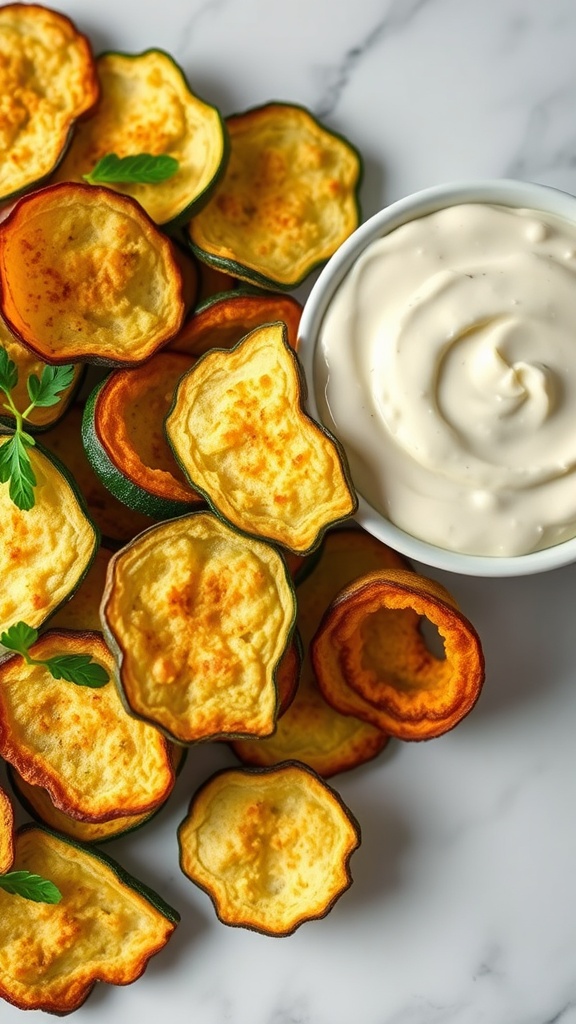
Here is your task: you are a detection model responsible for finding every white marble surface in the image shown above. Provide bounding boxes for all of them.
[3,0,576,1021]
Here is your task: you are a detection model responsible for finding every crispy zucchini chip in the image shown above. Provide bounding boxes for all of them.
[0,182,185,366]
[165,322,357,554]
[0,440,98,632]
[7,744,185,844]
[169,289,302,356]
[188,101,362,289]
[53,48,228,226]
[82,353,204,521]
[0,783,15,873]
[101,511,296,744]
[312,568,485,740]
[178,762,360,935]
[0,315,84,431]
[0,824,179,1014]
[42,403,157,545]
[0,4,99,204]
[0,631,175,821]
[231,527,406,776]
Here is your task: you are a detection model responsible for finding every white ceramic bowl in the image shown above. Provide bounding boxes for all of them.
[298,178,576,577]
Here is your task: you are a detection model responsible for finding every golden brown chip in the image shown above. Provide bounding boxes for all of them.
[0,783,15,874]
[312,568,485,740]
[188,101,361,289]
[101,511,296,744]
[231,527,406,776]
[52,48,228,226]
[0,824,179,1014]
[0,631,175,821]
[178,762,360,935]
[0,440,98,633]
[165,322,357,554]
[0,4,99,203]
[0,182,186,366]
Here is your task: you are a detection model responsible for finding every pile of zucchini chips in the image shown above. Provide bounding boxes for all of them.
[0,2,486,1015]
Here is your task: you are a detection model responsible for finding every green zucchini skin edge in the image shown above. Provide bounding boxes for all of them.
[0,430,101,630]
[164,322,359,557]
[81,376,202,522]
[94,48,231,231]
[15,821,181,926]
[101,510,298,747]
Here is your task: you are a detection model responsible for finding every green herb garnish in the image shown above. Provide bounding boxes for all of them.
[83,152,179,185]
[0,348,75,511]
[0,622,109,689]
[0,870,62,904]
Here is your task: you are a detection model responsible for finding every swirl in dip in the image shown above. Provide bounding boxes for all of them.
[314,202,576,557]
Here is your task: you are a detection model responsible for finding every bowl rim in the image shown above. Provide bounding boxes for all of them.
[297,177,576,578]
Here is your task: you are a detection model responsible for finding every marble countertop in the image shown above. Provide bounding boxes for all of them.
[3,1,576,1022]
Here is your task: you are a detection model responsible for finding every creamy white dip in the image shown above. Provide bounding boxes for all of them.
[314,202,576,556]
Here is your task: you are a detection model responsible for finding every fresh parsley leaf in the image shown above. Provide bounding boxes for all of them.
[0,433,36,511]
[44,654,109,688]
[0,621,109,687]
[0,870,62,904]
[27,364,75,408]
[83,152,179,185]
[0,347,18,396]
[0,620,38,654]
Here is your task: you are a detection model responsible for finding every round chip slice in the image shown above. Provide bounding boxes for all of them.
[188,101,362,290]
[0,4,99,204]
[0,631,176,822]
[178,762,360,935]
[0,182,186,366]
[168,289,302,356]
[165,321,358,554]
[101,511,296,743]
[0,439,98,633]
[312,568,485,740]
[0,824,179,1014]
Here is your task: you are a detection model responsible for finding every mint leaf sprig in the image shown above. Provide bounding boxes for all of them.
[0,622,109,689]
[0,870,62,904]
[0,347,75,511]
[83,152,179,185]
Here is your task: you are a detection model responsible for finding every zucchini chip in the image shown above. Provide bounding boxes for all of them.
[169,289,302,356]
[7,744,186,844]
[0,316,84,432]
[165,322,358,554]
[231,527,406,776]
[0,4,99,205]
[0,182,185,366]
[42,403,157,545]
[101,511,296,744]
[0,440,98,633]
[82,353,204,521]
[0,631,176,821]
[188,101,362,290]
[312,568,486,740]
[0,783,15,873]
[178,762,360,935]
[0,824,179,1014]
[52,48,228,226]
